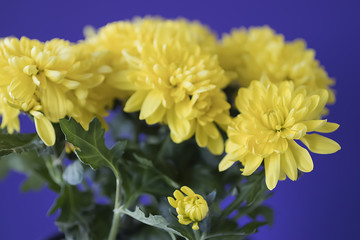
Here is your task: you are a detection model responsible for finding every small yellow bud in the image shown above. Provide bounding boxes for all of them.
[168,186,209,230]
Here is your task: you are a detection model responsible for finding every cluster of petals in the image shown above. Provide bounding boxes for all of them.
[88,17,231,154]
[0,37,116,145]
[217,26,335,105]
[219,76,340,190]
[168,186,209,230]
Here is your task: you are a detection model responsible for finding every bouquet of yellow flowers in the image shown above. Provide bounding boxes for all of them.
[0,17,340,240]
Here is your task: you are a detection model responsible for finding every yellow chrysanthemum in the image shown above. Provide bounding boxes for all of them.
[168,186,209,230]
[0,91,20,134]
[0,37,110,145]
[85,17,218,107]
[120,39,230,154]
[218,26,335,104]
[85,17,217,56]
[219,76,340,190]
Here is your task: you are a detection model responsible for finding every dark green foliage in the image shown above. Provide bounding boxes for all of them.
[1,114,273,240]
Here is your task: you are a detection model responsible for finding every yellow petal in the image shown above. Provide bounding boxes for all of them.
[8,76,35,102]
[195,124,208,147]
[124,90,148,112]
[41,82,68,122]
[279,169,286,181]
[107,71,139,91]
[181,186,195,197]
[301,134,341,154]
[207,135,224,155]
[288,140,313,172]
[315,122,339,133]
[173,190,184,200]
[264,153,280,190]
[145,105,166,125]
[168,109,192,142]
[273,138,288,153]
[139,90,162,120]
[175,98,193,118]
[303,120,327,132]
[219,154,236,172]
[203,123,219,139]
[34,115,55,146]
[167,197,177,208]
[178,217,192,225]
[280,149,298,181]
[192,222,199,230]
[44,69,66,82]
[242,154,263,176]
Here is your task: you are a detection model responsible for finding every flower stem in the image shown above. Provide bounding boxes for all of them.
[108,178,122,240]
[194,229,201,240]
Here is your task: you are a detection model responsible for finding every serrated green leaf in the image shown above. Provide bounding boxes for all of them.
[0,133,44,157]
[133,154,179,189]
[119,206,189,240]
[63,161,84,186]
[59,118,126,178]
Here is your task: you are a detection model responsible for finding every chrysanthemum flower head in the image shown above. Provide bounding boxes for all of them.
[86,17,217,56]
[168,186,209,230]
[219,75,341,190]
[121,39,230,154]
[218,26,335,104]
[0,37,111,145]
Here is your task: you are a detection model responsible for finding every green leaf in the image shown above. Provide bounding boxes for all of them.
[119,206,189,240]
[59,118,126,178]
[63,160,84,185]
[21,173,46,192]
[49,185,94,239]
[239,221,267,234]
[248,206,274,226]
[1,151,61,192]
[0,132,44,157]
[133,154,179,189]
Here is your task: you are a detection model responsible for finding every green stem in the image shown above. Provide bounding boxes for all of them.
[156,134,171,163]
[108,178,122,240]
[194,229,201,240]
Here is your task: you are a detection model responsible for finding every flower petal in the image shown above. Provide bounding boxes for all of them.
[264,153,280,190]
[140,90,163,120]
[242,154,263,176]
[41,82,68,122]
[315,122,339,133]
[288,140,313,172]
[203,122,219,139]
[195,124,208,147]
[301,134,341,154]
[168,109,193,142]
[173,190,184,200]
[8,76,35,102]
[207,135,224,155]
[167,197,177,208]
[34,115,55,146]
[124,90,148,112]
[181,186,195,197]
[219,154,237,172]
[303,120,327,132]
[280,149,298,181]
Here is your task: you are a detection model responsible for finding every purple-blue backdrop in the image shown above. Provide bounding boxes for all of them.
[0,0,359,239]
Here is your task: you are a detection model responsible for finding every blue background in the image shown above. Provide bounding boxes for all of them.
[0,0,359,239]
